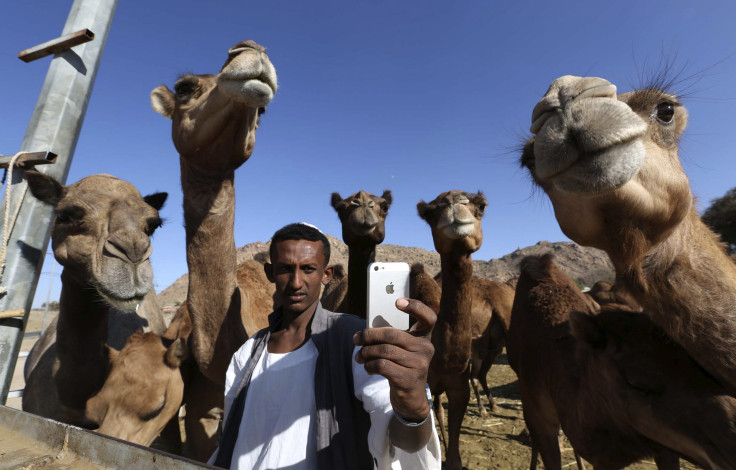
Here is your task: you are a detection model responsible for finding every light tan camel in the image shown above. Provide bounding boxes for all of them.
[508,254,736,470]
[151,39,277,461]
[416,189,486,470]
[521,75,736,393]
[322,190,392,317]
[22,170,178,447]
[410,263,514,420]
[86,317,190,447]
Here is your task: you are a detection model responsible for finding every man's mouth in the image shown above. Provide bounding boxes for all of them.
[287,292,307,302]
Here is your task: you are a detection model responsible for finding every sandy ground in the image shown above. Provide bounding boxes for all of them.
[9,309,702,469]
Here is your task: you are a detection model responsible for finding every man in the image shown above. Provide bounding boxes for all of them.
[211,223,441,469]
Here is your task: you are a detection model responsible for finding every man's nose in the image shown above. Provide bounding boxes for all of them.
[289,270,303,288]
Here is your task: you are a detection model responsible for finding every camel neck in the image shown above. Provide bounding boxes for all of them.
[438,253,474,324]
[180,157,242,383]
[617,209,736,392]
[429,252,474,375]
[54,270,111,410]
[346,244,376,318]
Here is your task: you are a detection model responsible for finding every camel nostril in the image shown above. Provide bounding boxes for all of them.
[104,238,152,265]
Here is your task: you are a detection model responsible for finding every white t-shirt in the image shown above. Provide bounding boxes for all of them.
[212,336,441,470]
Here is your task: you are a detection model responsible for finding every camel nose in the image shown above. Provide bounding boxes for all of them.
[531,76,616,134]
[104,233,152,265]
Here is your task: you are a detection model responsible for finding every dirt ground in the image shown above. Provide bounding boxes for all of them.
[10,310,701,469]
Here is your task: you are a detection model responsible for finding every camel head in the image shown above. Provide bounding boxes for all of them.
[570,307,736,466]
[521,75,692,259]
[331,190,392,247]
[25,171,167,312]
[417,190,486,255]
[150,40,278,173]
[85,331,188,446]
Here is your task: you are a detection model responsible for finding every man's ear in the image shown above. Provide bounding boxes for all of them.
[264,262,275,283]
[322,265,334,285]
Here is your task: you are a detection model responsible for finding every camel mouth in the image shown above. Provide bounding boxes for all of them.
[537,139,646,195]
[95,286,147,313]
[352,223,377,236]
[442,222,476,239]
[219,77,275,107]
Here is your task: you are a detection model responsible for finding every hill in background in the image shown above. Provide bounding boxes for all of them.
[157,234,614,308]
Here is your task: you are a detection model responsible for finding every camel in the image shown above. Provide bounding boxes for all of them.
[85,314,190,447]
[322,190,392,318]
[21,170,180,447]
[410,263,514,421]
[521,75,736,393]
[508,254,736,469]
[151,39,277,461]
[416,189,486,470]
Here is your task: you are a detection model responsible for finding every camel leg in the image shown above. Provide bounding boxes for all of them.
[573,451,586,470]
[184,369,224,462]
[529,444,538,470]
[433,392,448,452]
[470,353,489,418]
[479,343,504,413]
[653,451,680,470]
[444,368,471,470]
[520,384,562,470]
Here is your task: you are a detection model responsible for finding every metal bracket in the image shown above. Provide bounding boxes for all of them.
[0,152,57,169]
[18,29,95,63]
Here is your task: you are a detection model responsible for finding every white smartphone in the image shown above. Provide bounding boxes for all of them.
[366,262,410,330]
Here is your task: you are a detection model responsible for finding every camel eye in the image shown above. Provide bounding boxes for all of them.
[145,217,163,236]
[55,206,85,226]
[174,80,196,97]
[655,102,675,124]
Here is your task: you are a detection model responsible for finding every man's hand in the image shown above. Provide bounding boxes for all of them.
[353,298,436,421]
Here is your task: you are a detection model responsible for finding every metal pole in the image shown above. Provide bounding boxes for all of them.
[0,0,118,404]
[40,257,56,333]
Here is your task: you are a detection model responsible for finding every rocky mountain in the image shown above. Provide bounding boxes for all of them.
[157,234,614,308]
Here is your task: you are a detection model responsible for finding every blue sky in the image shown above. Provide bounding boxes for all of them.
[2,1,735,307]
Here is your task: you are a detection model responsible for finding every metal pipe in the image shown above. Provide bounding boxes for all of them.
[0,0,118,404]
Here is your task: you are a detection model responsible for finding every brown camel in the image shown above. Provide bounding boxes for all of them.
[521,75,736,393]
[322,190,392,318]
[21,170,176,447]
[508,254,736,470]
[416,189,486,470]
[151,39,277,461]
[410,263,514,420]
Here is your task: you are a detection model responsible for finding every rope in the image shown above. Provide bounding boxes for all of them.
[0,153,29,295]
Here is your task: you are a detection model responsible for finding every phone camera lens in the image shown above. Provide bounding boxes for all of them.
[374,266,379,271]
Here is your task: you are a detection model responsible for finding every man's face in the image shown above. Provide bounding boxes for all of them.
[266,239,332,316]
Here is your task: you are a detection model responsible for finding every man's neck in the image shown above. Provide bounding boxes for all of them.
[268,301,319,353]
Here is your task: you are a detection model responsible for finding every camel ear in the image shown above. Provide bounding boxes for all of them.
[381,190,393,207]
[144,192,168,211]
[264,262,275,283]
[105,344,120,364]
[569,310,606,350]
[165,338,188,368]
[25,170,66,206]
[330,192,344,210]
[416,200,431,222]
[151,85,175,119]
